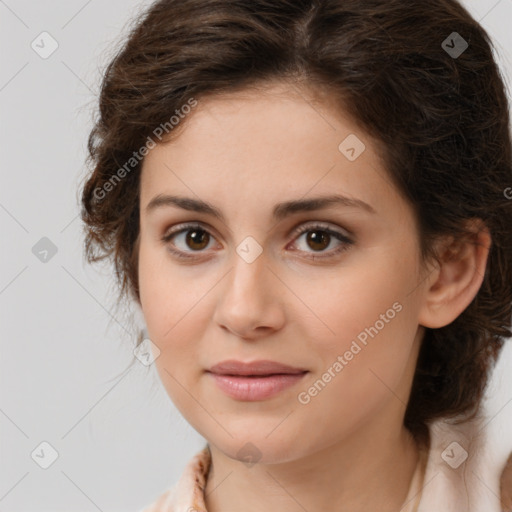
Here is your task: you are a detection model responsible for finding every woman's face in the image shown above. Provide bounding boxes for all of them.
[137,82,430,463]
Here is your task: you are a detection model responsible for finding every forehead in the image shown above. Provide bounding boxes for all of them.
[139,82,406,223]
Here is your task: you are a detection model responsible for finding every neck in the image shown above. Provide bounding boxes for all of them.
[205,420,420,512]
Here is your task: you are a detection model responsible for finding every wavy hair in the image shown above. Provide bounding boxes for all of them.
[80,0,512,442]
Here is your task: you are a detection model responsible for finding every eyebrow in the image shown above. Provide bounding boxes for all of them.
[145,193,376,221]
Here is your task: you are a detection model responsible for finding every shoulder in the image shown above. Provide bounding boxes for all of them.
[419,415,511,512]
[138,444,211,512]
[501,453,512,512]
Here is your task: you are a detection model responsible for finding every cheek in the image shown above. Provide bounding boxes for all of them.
[137,242,212,380]
[293,252,419,409]
[138,243,169,335]
[138,255,203,414]
[138,241,199,338]
[294,305,418,447]
[293,251,414,353]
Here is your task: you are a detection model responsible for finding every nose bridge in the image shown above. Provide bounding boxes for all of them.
[213,239,284,337]
[225,240,269,305]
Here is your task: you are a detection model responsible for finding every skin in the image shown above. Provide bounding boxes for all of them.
[502,454,512,511]
[136,81,491,512]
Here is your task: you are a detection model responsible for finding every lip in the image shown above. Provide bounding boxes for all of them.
[206,360,308,401]
[208,359,308,376]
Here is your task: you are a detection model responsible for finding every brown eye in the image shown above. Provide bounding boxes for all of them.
[290,223,354,260]
[305,230,331,251]
[161,223,216,259]
[185,228,210,251]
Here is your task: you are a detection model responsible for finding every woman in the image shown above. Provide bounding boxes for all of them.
[80,0,512,510]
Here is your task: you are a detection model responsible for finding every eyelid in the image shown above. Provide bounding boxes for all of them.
[162,221,218,240]
[162,220,353,241]
[161,220,354,259]
[161,220,225,249]
[290,220,353,239]
[286,221,354,260]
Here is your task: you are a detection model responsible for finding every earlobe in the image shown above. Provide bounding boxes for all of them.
[417,219,491,329]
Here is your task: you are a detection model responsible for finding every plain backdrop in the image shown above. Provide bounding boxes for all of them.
[1,0,511,510]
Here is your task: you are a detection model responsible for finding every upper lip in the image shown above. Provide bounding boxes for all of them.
[207,359,308,376]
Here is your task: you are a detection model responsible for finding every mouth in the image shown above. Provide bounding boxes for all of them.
[207,359,308,376]
[206,360,309,401]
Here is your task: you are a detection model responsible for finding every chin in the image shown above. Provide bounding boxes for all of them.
[208,428,311,466]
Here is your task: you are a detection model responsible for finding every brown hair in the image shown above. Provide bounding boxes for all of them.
[80,0,512,441]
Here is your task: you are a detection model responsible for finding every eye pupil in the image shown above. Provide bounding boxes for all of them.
[307,230,330,251]
[186,229,209,250]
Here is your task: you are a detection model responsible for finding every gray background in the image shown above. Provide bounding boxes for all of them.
[1,1,512,510]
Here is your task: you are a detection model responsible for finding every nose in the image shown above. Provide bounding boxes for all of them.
[212,250,286,341]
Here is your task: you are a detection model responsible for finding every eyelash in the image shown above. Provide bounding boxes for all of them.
[160,222,354,261]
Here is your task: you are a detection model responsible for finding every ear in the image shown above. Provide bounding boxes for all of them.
[417,219,491,329]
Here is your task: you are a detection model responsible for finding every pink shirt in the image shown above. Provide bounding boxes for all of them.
[139,417,509,511]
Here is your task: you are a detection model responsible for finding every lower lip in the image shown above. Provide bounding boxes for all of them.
[207,372,308,401]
